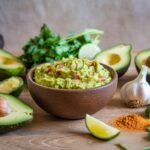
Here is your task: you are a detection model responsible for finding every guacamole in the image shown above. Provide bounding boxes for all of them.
[34,57,112,89]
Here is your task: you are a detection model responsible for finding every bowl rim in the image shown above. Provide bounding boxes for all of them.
[27,63,118,92]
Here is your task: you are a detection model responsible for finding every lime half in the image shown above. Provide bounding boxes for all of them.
[78,43,101,60]
[85,114,120,140]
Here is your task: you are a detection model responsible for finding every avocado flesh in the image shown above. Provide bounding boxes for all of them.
[0,93,33,133]
[0,49,25,79]
[0,112,32,125]
[0,77,24,97]
[95,44,132,77]
[135,49,150,83]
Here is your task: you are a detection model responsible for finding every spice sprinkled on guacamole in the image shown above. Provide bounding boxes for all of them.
[34,57,112,89]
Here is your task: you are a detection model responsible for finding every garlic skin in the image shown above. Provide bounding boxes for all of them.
[121,65,150,108]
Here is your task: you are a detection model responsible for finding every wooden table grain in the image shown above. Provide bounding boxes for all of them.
[0,54,149,150]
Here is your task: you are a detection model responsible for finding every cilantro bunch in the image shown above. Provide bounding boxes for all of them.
[20,24,103,69]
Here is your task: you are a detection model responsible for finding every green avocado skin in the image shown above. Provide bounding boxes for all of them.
[0,67,25,80]
[112,44,132,78]
[117,62,131,78]
[10,84,24,97]
[0,49,25,80]
[0,93,33,134]
[0,120,32,134]
[134,49,150,83]
[95,44,132,78]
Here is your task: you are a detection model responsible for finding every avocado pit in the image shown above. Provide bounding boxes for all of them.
[146,56,150,68]
[0,93,33,133]
[95,44,132,78]
[107,54,121,65]
[0,96,11,117]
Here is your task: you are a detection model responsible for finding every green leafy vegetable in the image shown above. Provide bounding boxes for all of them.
[147,132,150,138]
[19,24,104,68]
[145,125,150,139]
[116,143,128,150]
[146,126,150,132]
[145,105,150,118]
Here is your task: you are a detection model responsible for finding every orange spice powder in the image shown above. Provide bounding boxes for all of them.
[111,114,150,131]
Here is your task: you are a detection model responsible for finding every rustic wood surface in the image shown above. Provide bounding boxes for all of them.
[0,54,149,150]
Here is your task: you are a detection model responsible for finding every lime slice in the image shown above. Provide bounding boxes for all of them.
[85,114,120,140]
[78,43,101,60]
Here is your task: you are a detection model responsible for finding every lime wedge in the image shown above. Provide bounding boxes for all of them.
[85,114,120,140]
[78,43,101,60]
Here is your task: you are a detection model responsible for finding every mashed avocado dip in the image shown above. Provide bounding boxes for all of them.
[34,57,112,89]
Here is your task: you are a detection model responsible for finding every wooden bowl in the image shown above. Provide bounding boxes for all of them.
[27,64,118,119]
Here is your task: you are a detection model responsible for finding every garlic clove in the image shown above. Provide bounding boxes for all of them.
[0,96,11,117]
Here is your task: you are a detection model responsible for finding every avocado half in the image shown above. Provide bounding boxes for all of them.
[95,44,132,77]
[0,77,24,97]
[0,93,33,133]
[0,49,25,79]
[135,49,150,83]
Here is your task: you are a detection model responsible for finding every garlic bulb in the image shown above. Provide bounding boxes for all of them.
[120,65,150,108]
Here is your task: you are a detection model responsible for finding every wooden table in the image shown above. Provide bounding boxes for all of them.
[0,58,149,150]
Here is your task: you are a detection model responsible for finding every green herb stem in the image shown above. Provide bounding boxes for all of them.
[145,105,150,118]
[62,29,104,42]
[116,143,128,150]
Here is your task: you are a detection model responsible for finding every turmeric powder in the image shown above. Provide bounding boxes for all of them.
[111,114,150,131]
